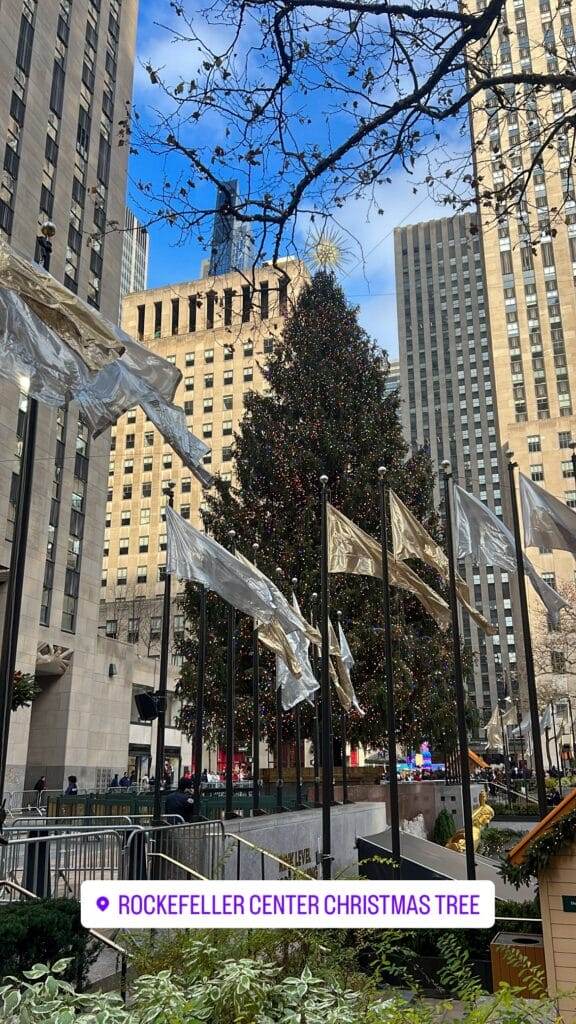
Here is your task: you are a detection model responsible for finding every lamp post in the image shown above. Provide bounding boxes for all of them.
[224,530,237,819]
[310,592,321,807]
[319,475,333,878]
[292,577,305,811]
[0,222,55,835]
[274,566,286,813]
[337,610,350,804]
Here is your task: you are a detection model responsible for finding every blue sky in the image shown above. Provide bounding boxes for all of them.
[130,3,449,357]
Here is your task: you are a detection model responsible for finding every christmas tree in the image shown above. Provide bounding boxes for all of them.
[178,271,467,756]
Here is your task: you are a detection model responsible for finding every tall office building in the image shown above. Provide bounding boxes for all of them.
[100,261,308,776]
[385,358,400,397]
[470,0,576,691]
[120,206,149,299]
[0,0,138,791]
[395,214,522,730]
[208,181,254,276]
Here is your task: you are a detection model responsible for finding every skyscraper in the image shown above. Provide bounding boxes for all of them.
[395,214,522,730]
[0,0,138,791]
[208,181,254,276]
[120,206,149,300]
[470,0,576,689]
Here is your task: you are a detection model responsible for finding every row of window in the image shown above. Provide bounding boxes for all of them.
[102,566,167,588]
[137,285,286,340]
[527,431,573,452]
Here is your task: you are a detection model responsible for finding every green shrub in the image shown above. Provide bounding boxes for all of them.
[0,899,97,990]
[430,809,456,846]
[478,827,526,858]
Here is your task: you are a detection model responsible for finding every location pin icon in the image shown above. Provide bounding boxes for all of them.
[96,896,109,912]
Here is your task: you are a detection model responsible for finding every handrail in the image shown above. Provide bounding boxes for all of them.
[147,851,209,880]
[226,832,314,879]
[487,779,540,807]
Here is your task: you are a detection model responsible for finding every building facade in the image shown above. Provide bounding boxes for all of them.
[100,261,308,776]
[208,181,254,276]
[395,214,522,732]
[120,206,149,300]
[471,0,576,704]
[0,0,139,792]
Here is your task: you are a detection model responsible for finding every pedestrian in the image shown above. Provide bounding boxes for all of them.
[33,776,46,794]
[201,768,208,783]
[141,774,149,788]
[65,775,78,795]
[119,772,131,788]
[110,773,119,788]
[165,778,195,822]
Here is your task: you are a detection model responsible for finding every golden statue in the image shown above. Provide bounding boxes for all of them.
[446,791,494,854]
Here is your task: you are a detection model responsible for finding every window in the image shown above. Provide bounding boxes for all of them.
[119,537,129,555]
[185,377,194,391]
[204,373,214,389]
[127,408,137,424]
[203,397,213,413]
[222,446,233,462]
[223,420,233,435]
[188,297,197,332]
[223,369,233,386]
[105,619,117,638]
[185,351,195,367]
[137,566,147,584]
[562,460,574,478]
[16,13,34,76]
[224,345,233,361]
[224,289,233,326]
[206,291,216,329]
[124,459,134,474]
[171,298,179,335]
[50,61,65,117]
[150,616,161,642]
[243,341,253,357]
[180,505,190,519]
[528,435,541,452]
[279,279,288,314]
[204,348,214,364]
[181,478,191,493]
[559,430,572,449]
[125,433,135,449]
[143,456,153,472]
[530,465,544,481]
[260,280,269,319]
[116,568,127,586]
[202,423,213,438]
[127,618,140,644]
[140,508,150,525]
[566,490,576,508]
[241,285,252,322]
[97,133,111,186]
[122,484,132,500]
[223,395,233,410]
[243,366,253,382]
[121,510,131,526]
[184,401,193,416]
[142,481,151,497]
[551,650,566,673]
[263,337,274,354]
[144,431,154,446]
[158,565,166,582]
[154,301,162,338]
[162,453,172,469]
[139,536,149,553]
[159,534,167,552]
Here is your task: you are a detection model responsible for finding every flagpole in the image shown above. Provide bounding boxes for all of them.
[498,699,512,805]
[192,582,207,819]
[252,543,262,816]
[567,696,576,773]
[378,467,401,874]
[291,578,305,811]
[550,701,563,796]
[319,475,333,879]
[225,530,237,820]
[310,593,321,808]
[506,455,548,818]
[153,482,175,826]
[274,567,287,813]
[337,611,351,805]
[441,462,476,881]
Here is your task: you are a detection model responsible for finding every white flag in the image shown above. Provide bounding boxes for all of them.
[520,472,576,558]
[338,621,355,673]
[166,508,278,622]
[276,595,320,710]
[454,484,568,625]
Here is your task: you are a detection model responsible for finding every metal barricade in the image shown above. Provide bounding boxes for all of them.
[123,821,225,881]
[0,829,125,900]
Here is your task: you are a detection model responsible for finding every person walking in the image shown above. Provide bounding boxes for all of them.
[64,775,78,795]
[165,778,195,822]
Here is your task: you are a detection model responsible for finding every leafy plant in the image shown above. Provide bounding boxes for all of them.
[0,899,97,990]
[478,828,526,859]
[11,671,40,712]
[501,808,576,887]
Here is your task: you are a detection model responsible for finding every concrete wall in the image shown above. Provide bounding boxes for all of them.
[222,803,387,880]
[540,841,576,1022]
[329,781,486,837]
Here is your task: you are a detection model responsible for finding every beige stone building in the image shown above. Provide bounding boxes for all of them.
[471,0,576,727]
[0,0,140,795]
[99,261,308,778]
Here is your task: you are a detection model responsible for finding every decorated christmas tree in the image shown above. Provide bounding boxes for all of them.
[177,271,467,755]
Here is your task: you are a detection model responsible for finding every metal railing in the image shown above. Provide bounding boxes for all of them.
[226,832,316,881]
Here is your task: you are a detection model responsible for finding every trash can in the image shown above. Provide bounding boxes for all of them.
[490,932,546,997]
